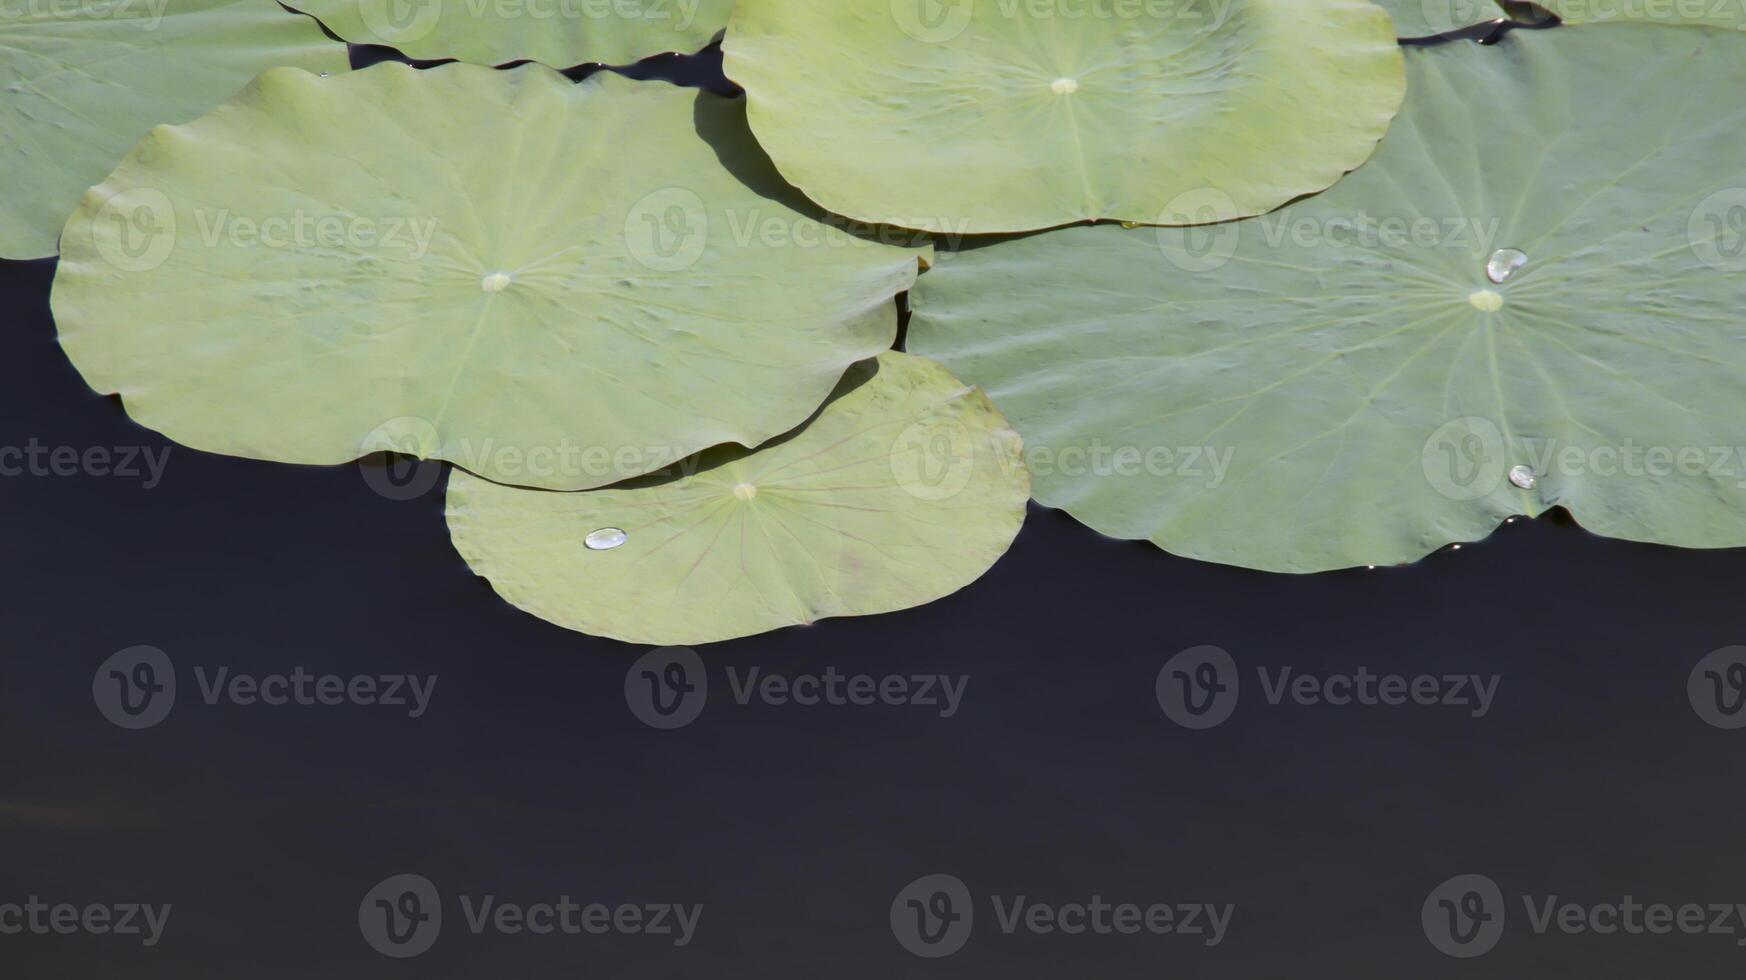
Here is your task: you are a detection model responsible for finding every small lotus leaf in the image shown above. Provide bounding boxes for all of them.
[721,0,1405,234]
[284,0,735,67]
[909,26,1746,572]
[446,352,1031,645]
[0,0,345,259]
[53,64,924,489]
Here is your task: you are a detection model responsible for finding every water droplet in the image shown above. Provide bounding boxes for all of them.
[319,71,331,77]
[1468,289,1504,312]
[1120,221,1141,230]
[584,527,627,551]
[1486,248,1527,284]
[1050,77,1079,95]
[1509,465,1537,490]
[481,272,513,293]
[732,483,758,501]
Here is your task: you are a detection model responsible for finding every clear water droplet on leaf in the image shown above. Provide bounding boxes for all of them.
[584,527,627,551]
[1486,248,1527,284]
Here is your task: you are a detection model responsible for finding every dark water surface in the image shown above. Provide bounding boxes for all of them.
[3,23,1743,979]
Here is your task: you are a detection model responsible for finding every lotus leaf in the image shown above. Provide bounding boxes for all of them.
[54,63,925,490]
[721,0,1405,234]
[909,26,1746,573]
[285,0,735,67]
[0,0,345,259]
[446,352,1030,645]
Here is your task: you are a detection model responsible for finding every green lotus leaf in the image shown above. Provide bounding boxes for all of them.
[910,25,1746,573]
[446,352,1031,645]
[284,0,734,67]
[0,0,345,260]
[53,63,925,490]
[1373,0,1504,36]
[721,0,1405,234]
[1539,0,1746,27]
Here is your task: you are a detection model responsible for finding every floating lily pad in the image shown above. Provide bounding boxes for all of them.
[54,64,924,490]
[1374,0,1503,36]
[909,26,1746,573]
[446,352,1031,645]
[0,0,345,259]
[285,0,734,67]
[722,0,1404,234]
[1539,0,1746,27]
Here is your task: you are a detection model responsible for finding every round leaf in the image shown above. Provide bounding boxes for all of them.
[910,26,1746,572]
[721,0,1405,233]
[284,0,735,67]
[0,0,346,259]
[53,64,924,490]
[446,352,1031,645]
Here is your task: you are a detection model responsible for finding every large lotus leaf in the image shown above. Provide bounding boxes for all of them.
[54,64,925,491]
[1539,0,1746,27]
[285,0,735,67]
[720,0,1405,234]
[0,0,345,260]
[446,352,1030,645]
[909,25,1746,573]
[1373,0,1504,35]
